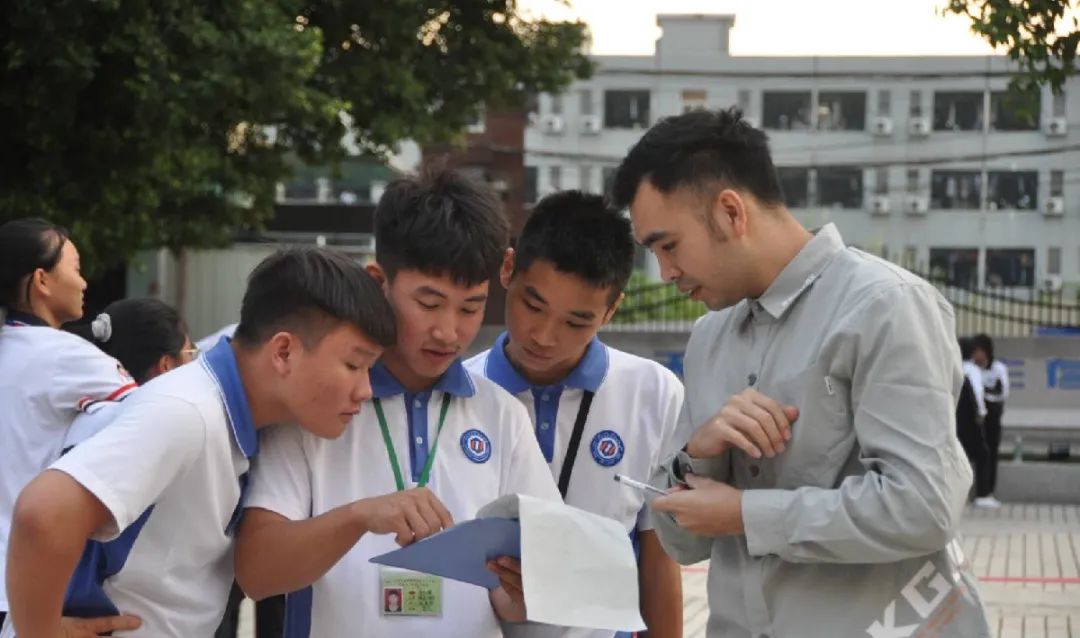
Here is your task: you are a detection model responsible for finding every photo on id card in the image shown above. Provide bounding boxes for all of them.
[380,567,443,617]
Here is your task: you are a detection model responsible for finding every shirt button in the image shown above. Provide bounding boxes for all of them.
[749,465,760,478]
[540,422,550,431]
[747,373,757,386]
[414,436,423,445]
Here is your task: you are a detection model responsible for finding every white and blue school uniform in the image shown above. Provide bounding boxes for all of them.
[466,334,684,638]
[246,359,559,638]
[1,338,259,637]
[0,312,137,617]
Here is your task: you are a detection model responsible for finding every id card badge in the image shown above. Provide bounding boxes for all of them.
[379,567,443,617]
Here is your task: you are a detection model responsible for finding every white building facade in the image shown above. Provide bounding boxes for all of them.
[525,14,1080,297]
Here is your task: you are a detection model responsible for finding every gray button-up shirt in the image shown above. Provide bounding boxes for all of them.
[652,224,990,638]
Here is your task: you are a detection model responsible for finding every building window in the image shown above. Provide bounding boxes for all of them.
[602,166,617,199]
[990,89,1040,131]
[763,91,812,130]
[931,170,982,209]
[817,167,864,209]
[604,90,650,129]
[874,168,889,195]
[737,89,752,116]
[817,91,866,131]
[930,248,979,288]
[579,89,594,116]
[1053,91,1067,118]
[986,248,1035,287]
[681,89,707,113]
[1051,170,1064,197]
[1048,247,1062,276]
[933,92,984,131]
[777,167,809,208]
[910,90,923,118]
[548,165,562,192]
[550,93,563,115]
[524,166,538,204]
[987,171,1038,210]
[903,245,919,270]
[906,169,920,194]
[877,90,891,117]
[579,165,594,192]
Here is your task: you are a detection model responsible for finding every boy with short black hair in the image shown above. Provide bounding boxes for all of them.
[467,190,685,638]
[237,169,558,638]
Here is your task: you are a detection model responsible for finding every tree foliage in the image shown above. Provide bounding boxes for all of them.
[0,0,590,271]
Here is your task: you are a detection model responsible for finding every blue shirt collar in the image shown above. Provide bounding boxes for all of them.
[369,358,477,399]
[485,332,609,395]
[4,311,48,327]
[200,337,258,458]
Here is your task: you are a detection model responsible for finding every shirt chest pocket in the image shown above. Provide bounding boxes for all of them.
[767,363,855,489]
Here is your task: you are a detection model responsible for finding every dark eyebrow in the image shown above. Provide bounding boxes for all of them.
[569,310,597,320]
[524,286,548,305]
[351,345,380,358]
[464,293,488,303]
[416,285,447,299]
[641,230,669,248]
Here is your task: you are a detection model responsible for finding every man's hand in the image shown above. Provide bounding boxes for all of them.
[650,474,745,537]
[351,487,453,546]
[686,388,798,459]
[487,556,526,622]
[58,614,142,637]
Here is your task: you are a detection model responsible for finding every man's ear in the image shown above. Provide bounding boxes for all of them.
[366,262,388,290]
[266,331,300,377]
[601,291,625,326]
[499,248,515,290]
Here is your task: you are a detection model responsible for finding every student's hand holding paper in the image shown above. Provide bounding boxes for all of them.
[57,614,142,638]
[354,487,454,546]
[487,556,527,622]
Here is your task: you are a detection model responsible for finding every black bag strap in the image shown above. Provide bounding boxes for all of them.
[557,391,595,498]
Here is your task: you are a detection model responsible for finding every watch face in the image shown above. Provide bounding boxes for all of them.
[671,452,692,486]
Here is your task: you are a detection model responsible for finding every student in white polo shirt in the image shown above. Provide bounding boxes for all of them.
[0,218,138,631]
[466,191,685,638]
[4,247,408,637]
[236,169,559,638]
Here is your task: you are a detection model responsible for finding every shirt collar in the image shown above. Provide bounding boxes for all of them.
[3,310,48,327]
[369,358,476,400]
[200,337,258,458]
[485,332,609,395]
[751,223,845,321]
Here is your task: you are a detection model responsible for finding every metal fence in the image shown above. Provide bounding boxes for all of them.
[612,270,1080,337]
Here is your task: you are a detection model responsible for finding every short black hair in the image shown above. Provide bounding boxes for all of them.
[612,107,785,210]
[234,247,396,349]
[971,333,995,365]
[374,168,508,286]
[0,218,69,313]
[95,299,188,384]
[513,191,634,305]
[958,337,974,361]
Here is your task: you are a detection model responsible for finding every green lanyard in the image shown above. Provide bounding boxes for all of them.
[372,393,452,491]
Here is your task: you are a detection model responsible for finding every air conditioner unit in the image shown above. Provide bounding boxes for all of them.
[909,117,931,138]
[1047,196,1065,216]
[870,195,890,215]
[905,195,929,215]
[540,114,564,135]
[872,117,894,137]
[581,114,602,135]
[1044,274,1063,292]
[1046,117,1068,137]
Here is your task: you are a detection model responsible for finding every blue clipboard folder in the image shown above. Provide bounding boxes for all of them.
[369,517,521,590]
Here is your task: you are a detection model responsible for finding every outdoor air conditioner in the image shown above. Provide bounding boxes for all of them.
[1047,196,1066,216]
[872,117,894,137]
[905,195,929,215]
[909,117,931,137]
[540,114,565,135]
[581,114,602,135]
[1044,274,1063,292]
[1046,117,1068,137]
[870,195,890,215]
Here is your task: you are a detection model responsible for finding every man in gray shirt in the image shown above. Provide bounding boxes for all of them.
[612,108,990,638]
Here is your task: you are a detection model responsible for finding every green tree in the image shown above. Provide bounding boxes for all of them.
[944,0,1080,93]
[0,0,590,272]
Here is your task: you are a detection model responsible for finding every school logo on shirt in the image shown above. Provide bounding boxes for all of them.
[590,430,624,467]
[460,429,492,464]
